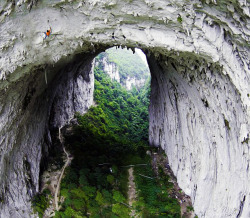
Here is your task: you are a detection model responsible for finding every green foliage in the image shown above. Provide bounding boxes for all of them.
[113,190,126,203]
[95,191,105,206]
[56,63,180,217]
[241,136,249,144]
[187,205,194,212]
[31,190,51,218]
[177,15,182,23]
[107,175,115,185]
[112,203,130,217]
[96,47,150,82]
[92,67,150,144]
[224,118,230,130]
[133,162,181,217]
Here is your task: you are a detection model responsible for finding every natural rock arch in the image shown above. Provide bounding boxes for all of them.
[0,0,249,217]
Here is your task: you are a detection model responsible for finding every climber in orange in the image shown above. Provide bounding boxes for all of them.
[43,27,52,40]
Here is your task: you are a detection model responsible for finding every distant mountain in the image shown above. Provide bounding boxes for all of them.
[95,47,150,90]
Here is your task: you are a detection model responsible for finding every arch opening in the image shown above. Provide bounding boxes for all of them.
[0,40,248,218]
[38,45,198,215]
[1,23,248,218]
[0,0,249,216]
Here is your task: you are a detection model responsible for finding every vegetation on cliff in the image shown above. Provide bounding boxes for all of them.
[53,65,180,217]
[32,50,181,217]
[96,47,150,82]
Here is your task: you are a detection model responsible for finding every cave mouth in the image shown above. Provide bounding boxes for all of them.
[0,0,248,216]
[46,45,152,152]
[38,44,154,175]
[45,45,152,169]
[45,45,152,165]
[32,40,245,218]
[35,46,192,217]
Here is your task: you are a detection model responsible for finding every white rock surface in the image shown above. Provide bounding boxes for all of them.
[0,0,249,217]
[95,50,148,90]
[148,53,249,218]
[124,76,146,90]
[50,57,95,129]
[95,56,147,90]
[100,56,121,83]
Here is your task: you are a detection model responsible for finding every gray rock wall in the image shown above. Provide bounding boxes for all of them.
[0,66,47,217]
[99,56,121,83]
[0,53,96,217]
[0,0,249,217]
[49,57,94,129]
[95,54,147,90]
[148,53,249,217]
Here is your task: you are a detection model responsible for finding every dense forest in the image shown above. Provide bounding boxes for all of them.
[32,49,181,218]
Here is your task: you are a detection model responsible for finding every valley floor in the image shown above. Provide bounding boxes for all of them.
[32,63,196,217]
[33,126,196,218]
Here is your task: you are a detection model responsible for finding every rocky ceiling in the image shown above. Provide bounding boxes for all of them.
[0,0,249,217]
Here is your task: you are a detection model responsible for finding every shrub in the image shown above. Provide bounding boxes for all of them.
[177,15,182,23]
[224,119,230,130]
[31,191,50,218]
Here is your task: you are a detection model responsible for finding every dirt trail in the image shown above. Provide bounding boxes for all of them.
[54,127,73,211]
[128,167,136,217]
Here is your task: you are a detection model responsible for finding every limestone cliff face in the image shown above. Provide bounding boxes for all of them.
[95,51,148,90]
[49,57,94,129]
[148,53,249,217]
[0,0,249,217]
[124,76,146,90]
[0,52,96,217]
[96,56,121,83]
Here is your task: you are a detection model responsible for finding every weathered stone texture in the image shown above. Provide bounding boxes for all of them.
[0,0,249,217]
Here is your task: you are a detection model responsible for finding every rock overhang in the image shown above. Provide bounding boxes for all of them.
[1,0,249,107]
[0,0,249,217]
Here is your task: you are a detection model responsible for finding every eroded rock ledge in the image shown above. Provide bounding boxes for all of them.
[0,0,249,217]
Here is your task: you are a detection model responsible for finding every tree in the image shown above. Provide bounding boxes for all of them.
[112,203,130,218]
[95,191,105,206]
[113,190,126,203]
[107,175,115,185]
